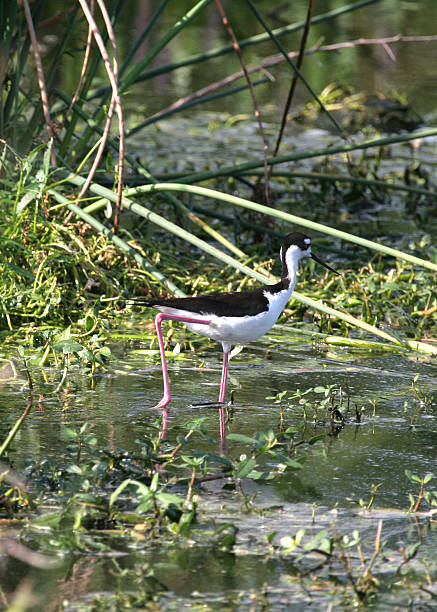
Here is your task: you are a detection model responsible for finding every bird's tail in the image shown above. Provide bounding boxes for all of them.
[127,297,155,307]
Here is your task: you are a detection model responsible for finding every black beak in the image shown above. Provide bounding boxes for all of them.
[311,253,340,275]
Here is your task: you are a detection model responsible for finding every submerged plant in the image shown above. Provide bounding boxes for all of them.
[277,516,434,607]
[0,415,321,557]
[405,471,437,513]
[267,384,364,428]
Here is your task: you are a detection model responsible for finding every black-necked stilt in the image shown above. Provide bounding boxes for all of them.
[133,232,339,429]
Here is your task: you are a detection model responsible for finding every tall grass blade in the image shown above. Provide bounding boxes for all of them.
[245,0,343,135]
[56,174,268,279]
[52,107,246,260]
[127,77,270,136]
[121,0,213,94]
[0,398,32,458]
[126,183,437,273]
[242,171,437,200]
[119,0,171,78]
[178,127,437,184]
[294,293,401,345]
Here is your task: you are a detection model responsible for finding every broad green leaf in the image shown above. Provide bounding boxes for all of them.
[157,492,184,506]
[234,457,257,479]
[53,339,84,354]
[227,433,257,444]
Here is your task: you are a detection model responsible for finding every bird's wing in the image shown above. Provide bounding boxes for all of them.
[131,285,280,317]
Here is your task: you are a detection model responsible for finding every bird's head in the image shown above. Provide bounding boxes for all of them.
[280,232,339,278]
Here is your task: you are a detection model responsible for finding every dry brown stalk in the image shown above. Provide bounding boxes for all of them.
[22,0,56,165]
[77,0,125,230]
[67,0,95,115]
[146,34,437,127]
[273,0,315,159]
[214,0,270,203]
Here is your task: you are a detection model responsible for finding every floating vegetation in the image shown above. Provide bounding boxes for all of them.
[1,408,436,610]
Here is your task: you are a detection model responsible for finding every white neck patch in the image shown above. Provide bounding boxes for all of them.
[283,244,306,282]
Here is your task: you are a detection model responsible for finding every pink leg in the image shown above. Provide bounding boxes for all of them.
[218,351,229,404]
[218,351,228,450]
[151,312,211,410]
[219,406,226,452]
[159,408,169,440]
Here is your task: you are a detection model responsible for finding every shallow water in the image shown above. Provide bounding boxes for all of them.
[1,319,436,610]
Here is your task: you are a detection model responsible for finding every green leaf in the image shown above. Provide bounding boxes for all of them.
[194,452,232,468]
[303,529,331,552]
[295,529,306,546]
[308,434,325,445]
[74,493,102,504]
[16,189,37,214]
[234,457,257,479]
[280,535,297,551]
[150,472,159,492]
[66,464,83,475]
[32,511,63,528]
[156,492,184,506]
[61,427,78,440]
[220,533,236,548]
[280,529,306,552]
[404,542,421,559]
[43,139,52,178]
[178,510,196,535]
[109,478,149,508]
[227,433,257,444]
[136,499,154,513]
[269,451,302,469]
[79,423,89,435]
[248,470,274,480]
[53,339,85,354]
[79,348,95,363]
[180,455,204,466]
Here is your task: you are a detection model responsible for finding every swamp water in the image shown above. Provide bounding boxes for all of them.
[3,0,437,603]
[2,114,437,607]
[1,319,436,610]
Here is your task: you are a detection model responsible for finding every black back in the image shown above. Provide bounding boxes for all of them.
[132,280,286,317]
